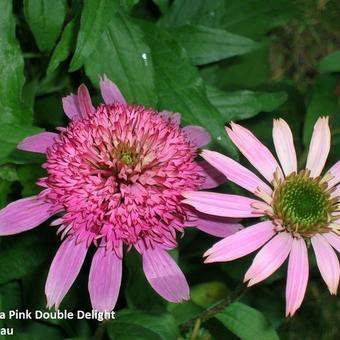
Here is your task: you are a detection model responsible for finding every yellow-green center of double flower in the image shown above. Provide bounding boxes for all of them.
[273,170,334,236]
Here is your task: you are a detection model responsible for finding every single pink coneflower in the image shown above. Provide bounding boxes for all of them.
[183,117,340,316]
[0,76,240,311]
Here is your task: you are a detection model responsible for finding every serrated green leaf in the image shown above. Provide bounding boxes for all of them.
[207,86,288,121]
[107,310,178,340]
[171,25,260,65]
[0,1,32,125]
[317,50,340,73]
[140,22,237,156]
[47,19,78,74]
[23,0,67,51]
[84,13,156,107]
[69,0,119,71]
[215,302,279,340]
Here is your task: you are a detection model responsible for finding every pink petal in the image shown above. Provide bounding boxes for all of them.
[273,118,297,177]
[159,111,181,125]
[62,94,82,120]
[324,160,340,188]
[183,125,211,148]
[185,210,242,237]
[45,237,88,309]
[285,238,309,317]
[142,247,189,303]
[89,244,123,312]
[99,75,126,104]
[17,132,59,154]
[204,221,275,262]
[311,233,339,294]
[198,160,227,189]
[201,149,272,195]
[244,232,293,286]
[323,232,340,252]
[226,123,283,183]
[182,191,265,218]
[77,84,95,118]
[306,117,330,178]
[0,195,56,235]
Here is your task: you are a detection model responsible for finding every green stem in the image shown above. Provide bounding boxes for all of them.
[92,320,108,340]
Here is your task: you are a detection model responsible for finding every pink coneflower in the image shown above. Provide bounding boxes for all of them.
[183,117,340,316]
[0,76,240,311]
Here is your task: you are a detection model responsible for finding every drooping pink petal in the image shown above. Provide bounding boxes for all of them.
[183,125,211,148]
[226,123,283,183]
[204,221,275,262]
[99,75,126,105]
[201,149,272,195]
[273,118,297,177]
[89,243,123,312]
[311,234,339,294]
[185,210,242,237]
[285,238,309,317]
[323,232,340,252]
[142,247,189,303]
[0,195,56,235]
[77,84,95,118]
[306,117,331,178]
[324,160,340,188]
[159,111,181,125]
[182,191,265,218]
[198,160,227,189]
[45,237,88,309]
[17,132,59,154]
[244,232,293,286]
[62,94,82,120]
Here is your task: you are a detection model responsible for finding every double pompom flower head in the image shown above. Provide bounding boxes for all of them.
[0,76,338,317]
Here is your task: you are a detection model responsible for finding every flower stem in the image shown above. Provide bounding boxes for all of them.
[180,284,247,333]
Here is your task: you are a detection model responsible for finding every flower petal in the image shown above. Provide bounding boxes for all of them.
[62,94,82,120]
[183,125,211,148]
[323,232,340,252]
[17,132,59,154]
[142,247,189,303]
[185,210,242,237]
[45,237,88,309]
[0,196,56,235]
[306,117,331,178]
[198,160,227,189]
[182,191,264,218]
[99,75,126,104]
[204,221,275,262]
[244,232,293,286]
[226,123,283,183]
[89,244,123,312]
[201,149,272,195]
[273,118,297,177]
[285,238,309,317]
[159,111,181,125]
[311,233,339,294]
[324,160,340,188]
[77,84,95,118]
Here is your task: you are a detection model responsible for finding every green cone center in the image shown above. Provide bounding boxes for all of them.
[273,171,332,235]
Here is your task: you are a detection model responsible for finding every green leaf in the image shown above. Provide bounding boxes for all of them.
[18,164,45,197]
[23,0,67,51]
[159,0,298,39]
[215,302,279,340]
[0,1,32,125]
[303,75,338,146]
[207,86,288,121]
[191,281,229,308]
[84,13,156,107]
[140,22,237,156]
[152,0,170,14]
[107,310,178,340]
[170,25,260,65]
[317,50,340,73]
[69,0,119,71]
[47,19,78,74]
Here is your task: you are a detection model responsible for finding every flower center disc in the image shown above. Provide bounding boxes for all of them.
[273,170,332,236]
